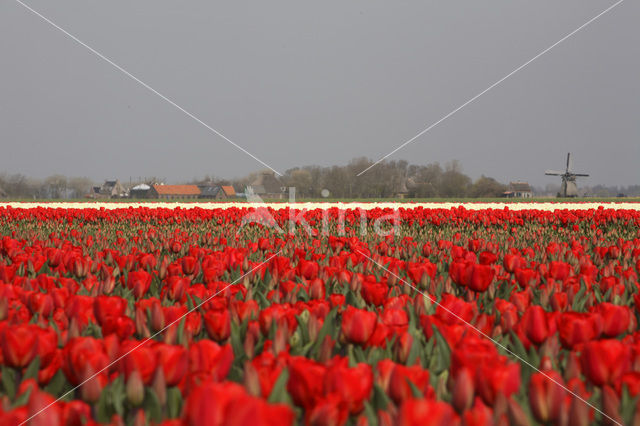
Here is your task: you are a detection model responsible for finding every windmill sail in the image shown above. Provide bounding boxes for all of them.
[544,153,589,197]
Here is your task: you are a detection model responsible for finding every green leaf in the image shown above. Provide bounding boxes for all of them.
[363,401,379,426]
[23,356,41,382]
[1,366,17,400]
[431,327,451,374]
[44,370,67,396]
[167,387,183,419]
[143,388,163,423]
[406,333,421,366]
[267,368,290,404]
[12,387,32,408]
[407,378,423,398]
[372,384,391,410]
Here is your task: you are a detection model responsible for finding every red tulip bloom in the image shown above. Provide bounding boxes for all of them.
[287,356,327,409]
[120,340,158,385]
[595,303,630,338]
[529,370,565,423]
[188,340,234,381]
[154,343,189,387]
[93,296,128,326]
[341,306,377,345]
[0,324,39,368]
[388,363,431,404]
[468,264,494,292]
[558,312,602,348]
[203,309,231,342]
[126,270,152,299]
[397,399,459,426]
[549,261,571,281]
[521,305,549,345]
[181,256,198,275]
[324,359,373,414]
[360,280,388,307]
[581,339,631,387]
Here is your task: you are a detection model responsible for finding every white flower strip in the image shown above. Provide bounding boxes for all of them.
[1,201,640,211]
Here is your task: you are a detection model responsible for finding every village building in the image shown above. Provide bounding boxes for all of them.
[129,183,152,199]
[89,180,127,199]
[247,171,286,199]
[198,185,236,199]
[504,181,533,198]
[150,184,201,200]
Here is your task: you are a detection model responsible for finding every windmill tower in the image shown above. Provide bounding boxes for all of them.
[545,153,589,197]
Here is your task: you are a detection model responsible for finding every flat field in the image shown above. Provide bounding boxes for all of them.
[1,205,639,424]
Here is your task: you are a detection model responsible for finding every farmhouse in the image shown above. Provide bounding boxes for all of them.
[129,183,152,199]
[150,184,201,200]
[504,181,533,198]
[199,185,236,199]
[90,180,127,199]
[247,171,286,199]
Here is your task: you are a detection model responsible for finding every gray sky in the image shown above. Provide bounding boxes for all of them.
[1,0,638,186]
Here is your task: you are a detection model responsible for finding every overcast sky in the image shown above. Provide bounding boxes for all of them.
[1,0,638,186]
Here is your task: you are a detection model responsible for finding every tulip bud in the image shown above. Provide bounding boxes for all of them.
[135,307,151,339]
[601,385,622,426]
[274,325,288,354]
[126,370,145,406]
[244,331,256,360]
[452,368,474,413]
[80,367,103,404]
[244,362,261,397]
[150,303,165,332]
[569,395,591,426]
[507,398,530,426]
[0,297,7,321]
[133,410,146,426]
[395,333,413,365]
[319,335,335,364]
[308,315,322,343]
[152,367,167,406]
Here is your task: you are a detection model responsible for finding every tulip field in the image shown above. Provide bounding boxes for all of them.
[1,204,640,425]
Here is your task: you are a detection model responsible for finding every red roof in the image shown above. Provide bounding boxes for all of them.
[152,185,201,196]
[221,186,236,196]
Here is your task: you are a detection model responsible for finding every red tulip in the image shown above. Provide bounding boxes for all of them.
[287,356,327,409]
[93,295,128,326]
[529,370,565,423]
[154,343,189,387]
[468,264,494,292]
[126,270,152,299]
[341,306,377,345]
[581,339,631,387]
[188,340,234,381]
[360,280,388,307]
[203,309,231,342]
[324,359,373,414]
[0,324,39,368]
[558,312,601,348]
[388,363,431,404]
[521,305,549,345]
[595,303,630,338]
[397,399,459,426]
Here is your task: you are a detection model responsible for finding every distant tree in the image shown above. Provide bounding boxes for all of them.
[67,177,94,198]
[43,175,68,199]
[469,175,506,198]
[438,161,471,197]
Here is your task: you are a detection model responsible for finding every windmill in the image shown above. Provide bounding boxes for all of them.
[545,153,589,197]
